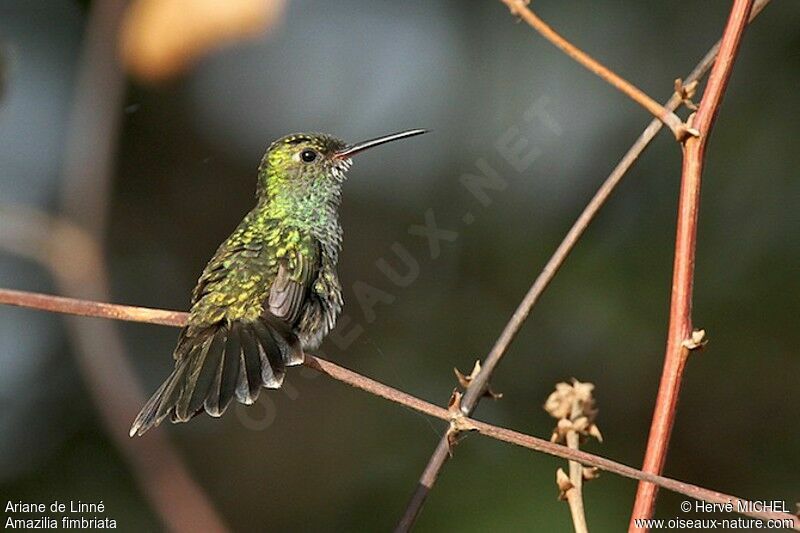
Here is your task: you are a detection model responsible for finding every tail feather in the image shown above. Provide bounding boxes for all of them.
[261,317,304,366]
[237,326,265,403]
[203,324,238,416]
[185,331,226,418]
[129,317,304,437]
[174,340,210,422]
[249,322,285,387]
[128,358,189,436]
[154,358,190,424]
[214,325,242,415]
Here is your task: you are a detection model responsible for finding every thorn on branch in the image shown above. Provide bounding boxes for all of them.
[674,78,699,111]
[506,0,531,17]
[682,328,708,351]
[445,389,478,454]
[556,468,574,500]
[556,466,601,500]
[673,122,701,143]
[454,360,503,400]
[673,109,701,143]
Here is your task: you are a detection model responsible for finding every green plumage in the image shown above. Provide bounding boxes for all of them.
[131,129,425,436]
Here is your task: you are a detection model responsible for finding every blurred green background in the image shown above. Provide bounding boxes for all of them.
[0,0,798,531]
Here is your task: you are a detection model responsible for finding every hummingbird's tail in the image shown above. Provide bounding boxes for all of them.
[129,318,304,437]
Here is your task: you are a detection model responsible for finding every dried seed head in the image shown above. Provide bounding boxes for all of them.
[545,379,602,444]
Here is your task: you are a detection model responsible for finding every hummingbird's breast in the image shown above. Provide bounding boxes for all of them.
[274,181,343,258]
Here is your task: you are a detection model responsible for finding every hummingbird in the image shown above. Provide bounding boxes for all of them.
[130,129,427,436]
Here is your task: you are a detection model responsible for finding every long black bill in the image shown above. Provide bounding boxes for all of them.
[334,129,427,159]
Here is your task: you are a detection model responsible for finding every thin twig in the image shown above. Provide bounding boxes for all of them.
[0,287,796,529]
[500,0,688,140]
[547,380,601,533]
[563,433,589,533]
[564,413,589,533]
[630,0,755,529]
[395,1,772,529]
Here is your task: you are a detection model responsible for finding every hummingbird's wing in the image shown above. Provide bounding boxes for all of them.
[268,253,316,332]
[292,251,342,349]
[130,218,317,436]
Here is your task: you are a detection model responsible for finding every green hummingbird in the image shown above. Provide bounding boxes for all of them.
[130,129,427,436]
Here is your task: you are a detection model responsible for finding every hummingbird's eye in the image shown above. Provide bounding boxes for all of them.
[300,149,318,163]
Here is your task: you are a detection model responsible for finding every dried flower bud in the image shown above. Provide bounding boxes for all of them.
[583,467,600,481]
[556,468,573,500]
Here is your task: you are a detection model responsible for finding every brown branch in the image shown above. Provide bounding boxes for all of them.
[0,287,187,327]
[0,287,796,530]
[500,0,688,140]
[630,0,756,530]
[395,1,772,529]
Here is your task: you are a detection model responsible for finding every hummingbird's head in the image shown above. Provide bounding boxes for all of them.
[256,129,427,202]
[258,132,348,197]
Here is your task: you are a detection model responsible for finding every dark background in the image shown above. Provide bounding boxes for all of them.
[1,0,798,531]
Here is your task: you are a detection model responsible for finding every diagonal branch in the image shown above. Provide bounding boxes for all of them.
[0,287,796,530]
[395,1,771,529]
[630,0,756,529]
[500,0,688,140]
